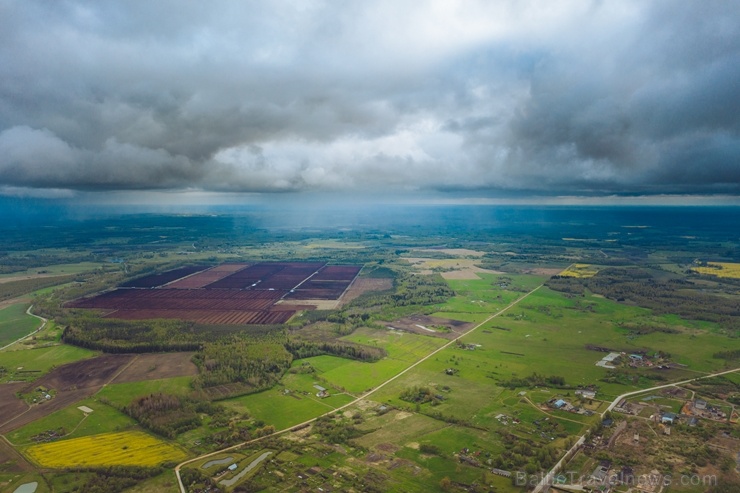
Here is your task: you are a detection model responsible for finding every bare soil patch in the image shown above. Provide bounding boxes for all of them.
[36,354,134,391]
[340,278,393,305]
[0,354,135,434]
[111,352,198,384]
[280,299,337,310]
[0,383,29,425]
[0,297,30,310]
[0,388,96,434]
[404,257,503,278]
[383,315,475,340]
[0,435,33,473]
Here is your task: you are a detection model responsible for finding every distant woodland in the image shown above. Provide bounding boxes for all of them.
[548,268,740,333]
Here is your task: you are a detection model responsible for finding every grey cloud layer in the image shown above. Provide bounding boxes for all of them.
[1,0,739,195]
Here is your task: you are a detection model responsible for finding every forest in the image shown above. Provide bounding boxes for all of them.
[548,268,740,333]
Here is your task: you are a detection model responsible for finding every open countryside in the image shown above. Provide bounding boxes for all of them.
[0,206,737,493]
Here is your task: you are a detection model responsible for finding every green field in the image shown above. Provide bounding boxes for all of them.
[364,279,740,458]
[298,328,447,394]
[222,329,446,429]
[222,386,355,430]
[8,398,137,445]
[0,344,97,382]
[437,274,543,316]
[0,303,39,347]
[0,262,107,278]
[352,409,448,450]
[95,376,194,408]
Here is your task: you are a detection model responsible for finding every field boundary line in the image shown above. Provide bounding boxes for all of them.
[105,355,140,387]
[175,282,545,493]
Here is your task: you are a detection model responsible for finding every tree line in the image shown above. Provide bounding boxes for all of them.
[548,268,740,333]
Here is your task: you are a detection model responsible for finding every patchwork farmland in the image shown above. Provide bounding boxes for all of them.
[67,262,361,325]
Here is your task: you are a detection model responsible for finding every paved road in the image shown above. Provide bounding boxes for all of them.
[175,285,545,492]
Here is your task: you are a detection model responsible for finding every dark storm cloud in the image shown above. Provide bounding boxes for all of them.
[0,0,738,196]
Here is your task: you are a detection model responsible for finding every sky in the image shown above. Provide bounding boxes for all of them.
[1,0,739,205]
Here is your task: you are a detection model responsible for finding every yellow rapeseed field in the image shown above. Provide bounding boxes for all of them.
[558,263,599,278]
[25,431,187,468]
[692,262,740,279]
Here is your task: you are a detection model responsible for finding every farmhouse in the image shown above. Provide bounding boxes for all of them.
[661,412,677,425]
[590,463,609,482]
[576,389,597,399]
[314,384,329,398]
[694,399,707,410]
[553,399,567,409]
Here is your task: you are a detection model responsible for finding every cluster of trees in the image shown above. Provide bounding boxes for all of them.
[0,250,100,273]
[399,386,444,406]
[384,273,454,307]
[206,422,275,449]
[419,444,441,455]
[494,431,560,474]
[312,414,365,445]
[122,393,200,439]
[192,339,293,392]
[499,373,568,389]
[60,466,163,493]
[352,272,453,310]
[547,268,740,333]
[714,348,740,361]
[62,318,204,353]
[180,468,219,493]
[285,340,385,361]
[0,275,76,302]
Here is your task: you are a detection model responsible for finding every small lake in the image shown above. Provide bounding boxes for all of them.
[202,456,234,469]
[13,482,38,493]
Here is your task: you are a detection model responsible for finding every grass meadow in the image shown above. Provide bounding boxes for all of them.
[359,278,737,470]
[0,344,96,382]
[0,303,40,347]
[222,386,354,430]
[8,398,136,445]
[95,376,194,408]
